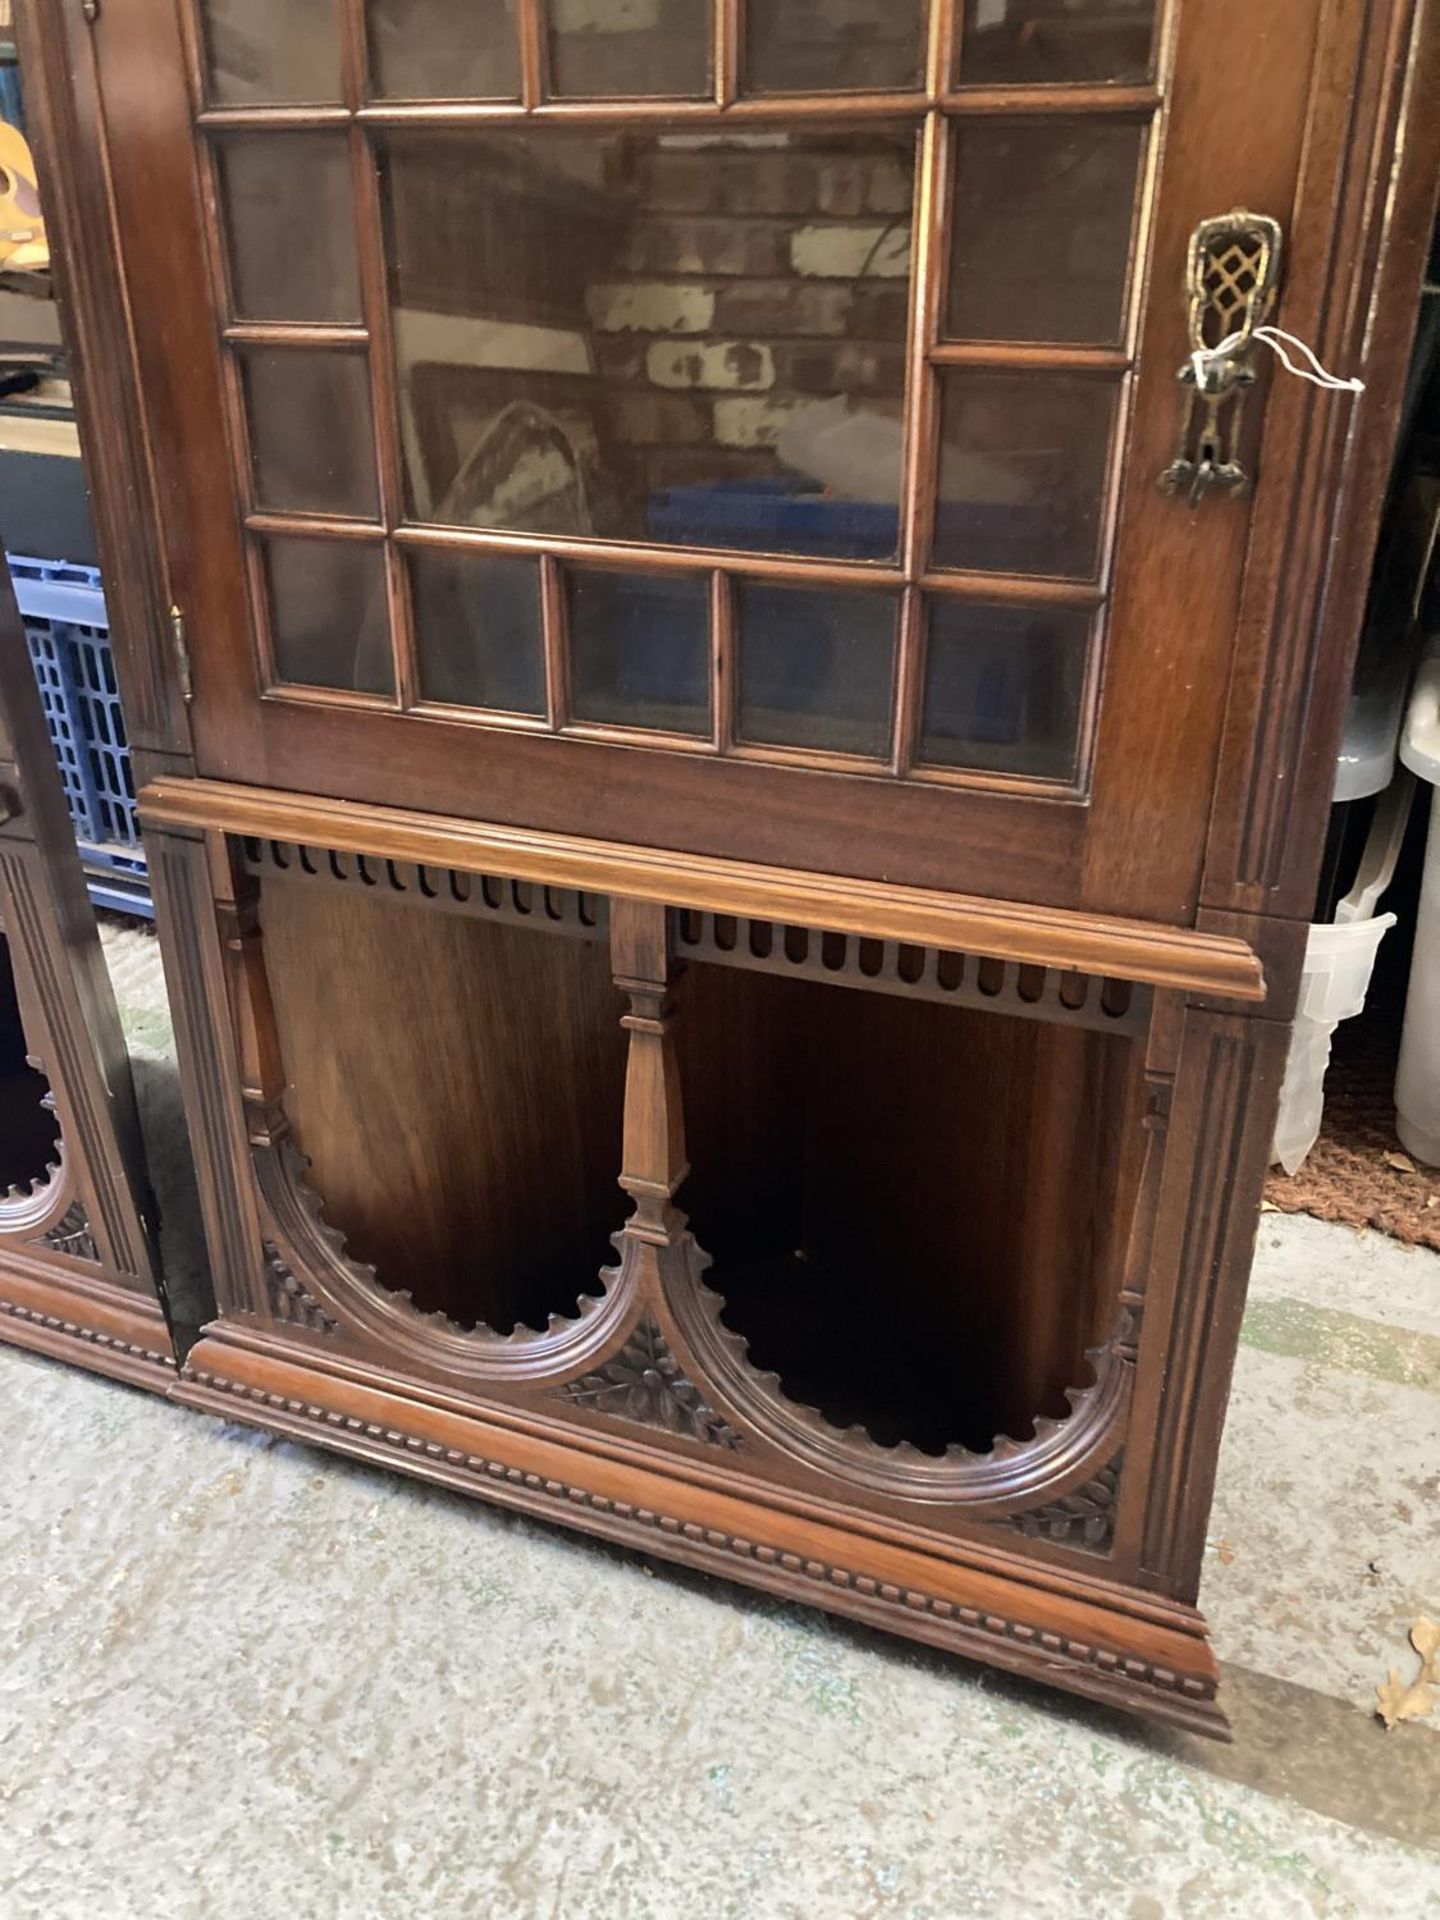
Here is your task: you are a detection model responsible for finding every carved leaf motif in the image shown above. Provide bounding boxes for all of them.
[1011,1455,1123,1553]
[38,1201,99,1264]
[562,1318,741,1449]
[262,1243,339,1334]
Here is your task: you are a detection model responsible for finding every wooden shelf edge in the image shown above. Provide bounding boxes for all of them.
[139,776,1267,1002]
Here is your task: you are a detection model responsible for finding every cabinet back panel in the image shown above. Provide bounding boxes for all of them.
[259,876,627,1332]
[676,960,1142,1453]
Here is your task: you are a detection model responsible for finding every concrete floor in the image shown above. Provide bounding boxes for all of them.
[0,928,1436,1917]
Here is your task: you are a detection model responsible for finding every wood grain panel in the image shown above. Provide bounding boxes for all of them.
[260,873,627,1332]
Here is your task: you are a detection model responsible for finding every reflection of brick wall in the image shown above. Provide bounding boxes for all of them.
[746,0,926,93]
[585,134,915,500]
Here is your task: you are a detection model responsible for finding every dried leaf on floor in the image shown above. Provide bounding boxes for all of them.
[1383,1151,1419,1175]
[1375,1616,1440,1730]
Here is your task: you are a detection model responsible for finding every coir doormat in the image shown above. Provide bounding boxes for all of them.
[1264,985,1440,1251]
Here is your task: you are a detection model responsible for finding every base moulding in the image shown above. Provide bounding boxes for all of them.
[0,1254,175,1392]
[173,1328,1229,1738]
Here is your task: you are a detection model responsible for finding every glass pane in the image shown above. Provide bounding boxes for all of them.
[201,0,341,103]
[567,569,709,734]
[959,0,1157,85]
[411,549,545,713]
[239,349,378,519]
[918,599,1091,780]
[547,0,709,99]
[217,135,362,324]
[263,538,393,693]
[369,0,521,101]
[933,371,1117,580]
[737,584,895,756]
[946,121,1143,346]
[744,0,926,94]
[380,128,914,560]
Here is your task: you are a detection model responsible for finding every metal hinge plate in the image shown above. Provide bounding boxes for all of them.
[169,604,193,702]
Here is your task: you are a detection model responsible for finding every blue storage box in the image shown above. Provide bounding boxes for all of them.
[648,479,899,561]
[12,553,152,917]
[646,478,1048,574]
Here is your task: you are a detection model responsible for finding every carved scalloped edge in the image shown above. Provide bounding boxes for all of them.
[252,1141,635,1380]
[0,1295,173,1369]
[180,1362,1218,1718]
[2,1158,62,1208]
[2,1084,64,1216]
[0,1139,73,1242]
[668,1271,1134,1507]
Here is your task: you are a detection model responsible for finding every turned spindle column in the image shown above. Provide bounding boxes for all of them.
[610,898,689,1257]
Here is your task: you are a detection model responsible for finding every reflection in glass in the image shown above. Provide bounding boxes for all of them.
[744,0,926,94]
[201,0,341,104]
[567,569,709,734]
[368,0,520,100]
[737,584,896,756]
[947,122,1144,345]
[264,537,393,694]
[217,135,361,323]
[548,0,709,98]
[959,0,1156,85]
[411,549,545,713]
[933,372,1117,580]
[379,128,914,559]
[918,599,1091,781]
[239,349,378,520]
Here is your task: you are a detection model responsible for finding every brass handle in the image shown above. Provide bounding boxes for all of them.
[1159,209,1283,507]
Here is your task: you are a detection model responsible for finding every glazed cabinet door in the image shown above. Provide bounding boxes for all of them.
[76,0,1356,917]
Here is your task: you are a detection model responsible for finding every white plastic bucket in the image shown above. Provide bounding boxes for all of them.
[1396,653,1440,1164]
[1271,913,1396,1174]
[1396,790,1440,1163]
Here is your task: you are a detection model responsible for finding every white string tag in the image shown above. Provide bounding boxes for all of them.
[1252,325,1365,391]
[1191,325,1364,393]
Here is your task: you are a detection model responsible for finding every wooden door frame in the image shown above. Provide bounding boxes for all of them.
[17,0,1437,939]
[15,0,1440,957]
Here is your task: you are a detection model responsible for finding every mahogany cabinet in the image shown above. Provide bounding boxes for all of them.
[20,0,1438,1731]
[0,553,171,1386]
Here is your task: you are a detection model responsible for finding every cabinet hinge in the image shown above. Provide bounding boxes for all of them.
[169,604,193,702]
[81,0,100,23]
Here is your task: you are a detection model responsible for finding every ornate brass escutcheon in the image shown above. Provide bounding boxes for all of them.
[1159,210,1283,507]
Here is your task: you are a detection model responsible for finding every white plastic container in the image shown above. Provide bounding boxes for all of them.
[1272,914,1397,1174]
[1396,648,1440,1163]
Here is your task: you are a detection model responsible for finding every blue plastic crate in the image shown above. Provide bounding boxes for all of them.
[12,552,152,918]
